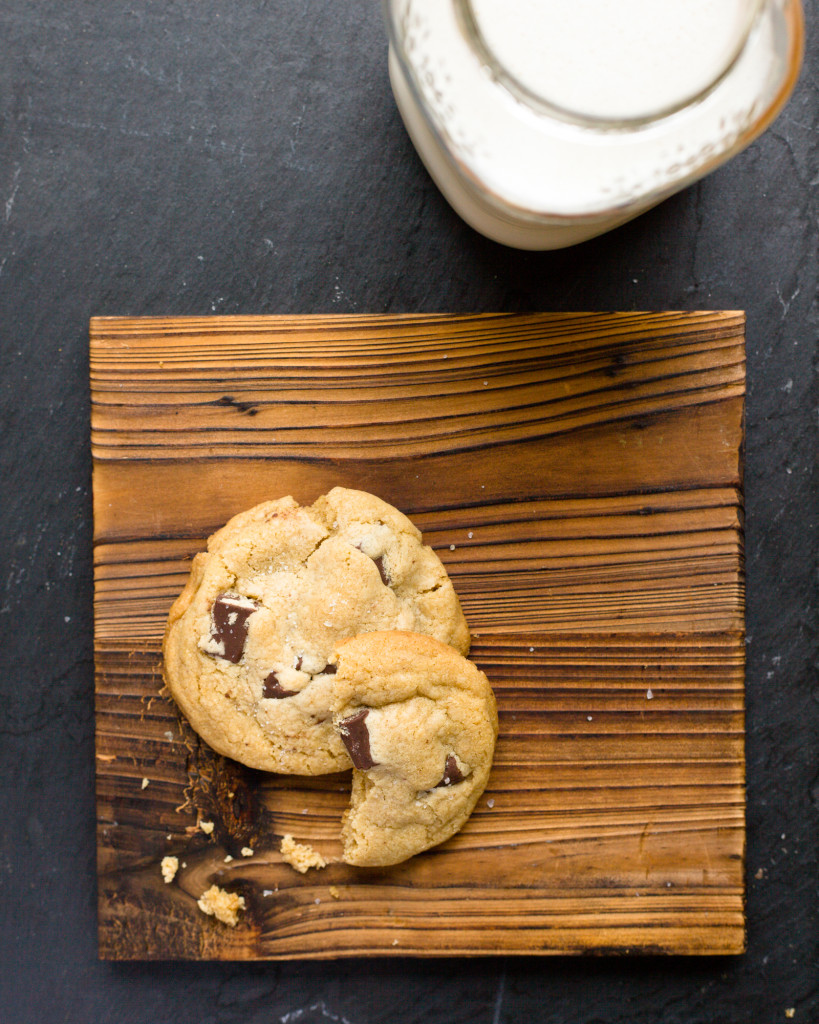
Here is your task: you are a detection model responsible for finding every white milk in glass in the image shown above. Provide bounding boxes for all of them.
[385,0,803,248]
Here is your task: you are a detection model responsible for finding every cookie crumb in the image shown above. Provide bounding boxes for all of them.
[262,889,274,897]
[224,854,233,863]
[141,778,149,789]
[785,1011,795,1019]
[197,885,245,927]
[392,939,399,945]
[199,820,215,834]
[646,689,654,700]
[486,798,495,808]
[587,715,593,721]
[280,835,327,874]
[160,856,179,884]
[449,544,455,551]
[329,885,341,900]
[755,867,765,880]
[241,846,254,857]
[467,531,473,539]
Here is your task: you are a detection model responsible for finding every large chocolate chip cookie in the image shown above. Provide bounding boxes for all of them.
[162,488,470,774]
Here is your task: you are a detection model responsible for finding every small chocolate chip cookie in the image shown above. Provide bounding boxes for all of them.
[162,488,470,774]
[330,630,498,866]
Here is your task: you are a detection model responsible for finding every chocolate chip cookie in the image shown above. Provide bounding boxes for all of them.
[162,488,470,775]
[330,630,498,866]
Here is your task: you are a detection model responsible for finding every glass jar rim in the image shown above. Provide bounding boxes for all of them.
[455,0,767,128]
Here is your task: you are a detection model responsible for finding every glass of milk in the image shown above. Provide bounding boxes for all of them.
[385,0,804,249]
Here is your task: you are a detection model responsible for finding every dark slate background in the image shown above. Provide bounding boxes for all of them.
[1,2,816,1021]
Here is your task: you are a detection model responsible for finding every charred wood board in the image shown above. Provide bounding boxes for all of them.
[91,312,746,959]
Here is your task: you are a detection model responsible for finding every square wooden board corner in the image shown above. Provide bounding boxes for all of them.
[92,312,746,959]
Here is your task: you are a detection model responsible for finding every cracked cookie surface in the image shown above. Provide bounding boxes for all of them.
[162,488,470,774]
[330,630,497,866]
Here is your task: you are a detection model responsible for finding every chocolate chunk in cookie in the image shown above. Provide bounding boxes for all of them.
[208,594,258,663]
[338,709,377,770]
[353,543,391,586]
[436,753,466,787]
[373,555,390,586]
[263,671,299,699]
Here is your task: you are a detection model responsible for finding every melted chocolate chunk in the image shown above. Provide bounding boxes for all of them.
[435,753,465,787]
[319,662,337,675]
[263,671,298,699]
[372,555,390,586]
[338,709,376,770]
[209,595,258,663]
[294,656,303,671]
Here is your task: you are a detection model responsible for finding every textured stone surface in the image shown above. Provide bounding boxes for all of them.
[0,1,816,1021]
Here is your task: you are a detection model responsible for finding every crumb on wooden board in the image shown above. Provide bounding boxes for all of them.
[160,856,178,884]
[280,834,327,874]
[197,885,245,927]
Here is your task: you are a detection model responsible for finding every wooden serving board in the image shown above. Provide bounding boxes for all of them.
[92,312,746,959]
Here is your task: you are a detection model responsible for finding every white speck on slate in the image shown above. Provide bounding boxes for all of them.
[5,165,21,223]
[64,616,71,623]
